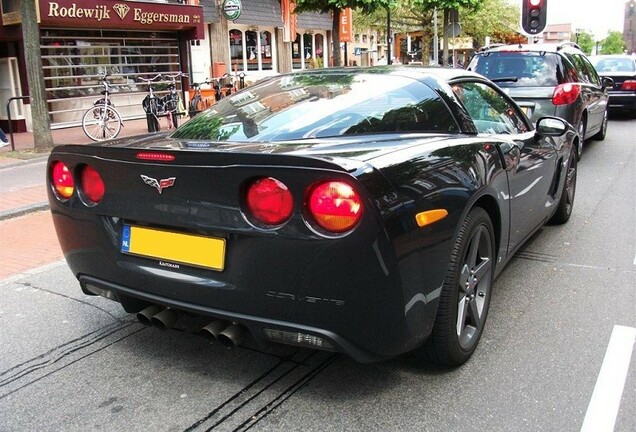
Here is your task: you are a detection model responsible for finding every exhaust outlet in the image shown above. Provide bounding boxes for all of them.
[136,305,162,327]
[201,320,227,343]
[217,324,245,348]
[150,308,179,330]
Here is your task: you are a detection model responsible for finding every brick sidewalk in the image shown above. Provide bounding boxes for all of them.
[0,211,63,279]
[0,118,157,280]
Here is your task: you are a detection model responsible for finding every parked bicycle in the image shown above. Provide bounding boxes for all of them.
[212,73,236,101]
[188,78,212,117]
[161,72,187,129]
[138,74,162,133]
[81,73,123,141]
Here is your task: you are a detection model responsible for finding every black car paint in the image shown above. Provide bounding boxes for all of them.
[47,68,574,362]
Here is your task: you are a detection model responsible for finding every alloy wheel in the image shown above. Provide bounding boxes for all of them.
[456,224,493,350]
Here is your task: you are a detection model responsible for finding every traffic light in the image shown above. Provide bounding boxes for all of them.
[521,0,548,35]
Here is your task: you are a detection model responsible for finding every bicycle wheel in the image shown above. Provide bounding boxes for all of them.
[82,105,122,141]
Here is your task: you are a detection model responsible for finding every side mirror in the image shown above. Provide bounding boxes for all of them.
[602,76,614,89]
[536,117,568,137]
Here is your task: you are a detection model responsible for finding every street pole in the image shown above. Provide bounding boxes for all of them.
[433,8,439,65]
[20,0,54,151]
[386,7,391,64]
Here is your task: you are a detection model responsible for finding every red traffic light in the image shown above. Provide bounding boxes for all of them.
[521,0,547,35]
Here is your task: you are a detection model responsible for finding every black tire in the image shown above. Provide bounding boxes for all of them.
[593,108,608,141]
[549,148,577,225]
[414,207,495,366]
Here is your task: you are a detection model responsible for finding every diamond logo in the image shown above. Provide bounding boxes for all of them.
[113,4,130,19]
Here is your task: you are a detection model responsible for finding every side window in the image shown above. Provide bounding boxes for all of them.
[452,81,529,135]
[567,54,595,83]
[579,55,601,86]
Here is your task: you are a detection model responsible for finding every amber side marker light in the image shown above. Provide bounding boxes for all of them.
[416,209,448,228]
[50,161,75,200]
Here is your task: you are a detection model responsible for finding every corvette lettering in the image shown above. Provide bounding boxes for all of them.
[141,175,176,194]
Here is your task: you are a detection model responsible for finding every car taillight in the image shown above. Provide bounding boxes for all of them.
[552,83,581,106]
[307,181,363,233]
[80,165,105,204]
[50,161,74,200]
[246,177,293,225]
[621,80,636,91]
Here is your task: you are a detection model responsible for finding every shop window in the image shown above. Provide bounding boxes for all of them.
[40,29,181,126]
[246,30,258,71]
[314,34,325,68]
[303,34,313,60]
[260,31,273,71]
[292,33,302,70]
[229,29,244,72]
[230,28,275,73]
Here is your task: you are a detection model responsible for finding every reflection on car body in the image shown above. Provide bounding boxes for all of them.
[47,66,577,367]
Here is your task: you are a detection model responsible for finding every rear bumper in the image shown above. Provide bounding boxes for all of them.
[607,92,636,112]
[79,275,392,362]
[53,207,447,363]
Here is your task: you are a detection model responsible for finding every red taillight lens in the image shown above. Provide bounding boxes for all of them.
[80,165,105,204]
[307,181,363,233]
[621,80,636,91]
[50,161,74,200]
[246,177,293,225]
[552,83,581,106]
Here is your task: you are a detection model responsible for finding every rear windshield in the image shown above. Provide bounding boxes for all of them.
[590,57,636,73]
[171,72,459,142]
[469,52,564,87]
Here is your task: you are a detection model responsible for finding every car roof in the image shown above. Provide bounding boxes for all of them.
[477,42,582,54]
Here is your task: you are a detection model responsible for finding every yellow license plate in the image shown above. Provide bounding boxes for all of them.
[121,225,225,271]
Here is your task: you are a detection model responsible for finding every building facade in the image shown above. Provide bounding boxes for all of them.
[624,0,636,54]
[1,0,335,132]
[192,0,333,87]
[1,0,204,131]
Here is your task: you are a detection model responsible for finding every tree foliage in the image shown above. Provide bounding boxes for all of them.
[461,0,519,46]
[295,0,397,66]
[600,31,626,54]
[575,31,594,55]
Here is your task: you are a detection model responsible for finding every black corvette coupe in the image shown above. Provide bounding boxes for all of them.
[48,67,577,366]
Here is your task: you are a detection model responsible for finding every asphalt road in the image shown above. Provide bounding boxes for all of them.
[0,117,634,432]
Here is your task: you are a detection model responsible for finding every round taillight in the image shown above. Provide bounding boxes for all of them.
[552,83,581,106]
[307,181,363,233]
[246,177,293,225]
[51,161,74,200]
[80,165,105,204]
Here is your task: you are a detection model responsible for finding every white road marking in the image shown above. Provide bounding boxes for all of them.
[580,325,636,432]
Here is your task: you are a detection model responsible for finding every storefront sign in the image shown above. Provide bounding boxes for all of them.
[221,0,241,21]
[39,0,204,38]
[340,8,352,43]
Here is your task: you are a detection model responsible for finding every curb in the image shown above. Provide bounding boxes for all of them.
[0,154,50,170]
[0,202,49,221]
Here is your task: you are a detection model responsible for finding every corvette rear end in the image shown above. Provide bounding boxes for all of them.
[47,137,450,362]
